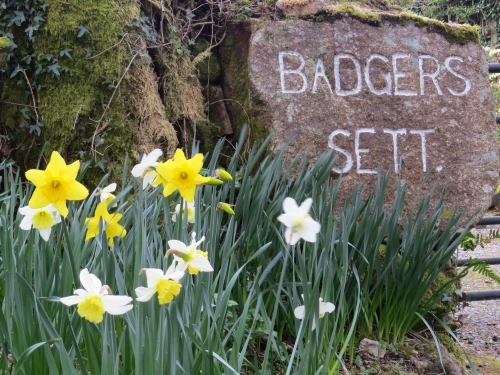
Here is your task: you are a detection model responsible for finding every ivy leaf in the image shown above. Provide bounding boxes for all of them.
[28,122,44,136]
[77,24,89,38]
[59,48,73,59]
[47,61,60,78]
[33,15,44,24]
[8,11,25,26]
[84,48,91,58]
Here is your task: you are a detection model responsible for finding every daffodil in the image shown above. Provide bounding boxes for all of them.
[99,183,117,207]
[131,149,163,189]
[172,201,195,223]
[153,149,210,202]
[277,197,321,245]
[19,204,61,241]
[165,232,213,275]
[25,151,89,217]
[60,269,133,323]
[293,295,335,330]
[85,202,126,246]
[135,264,185,305]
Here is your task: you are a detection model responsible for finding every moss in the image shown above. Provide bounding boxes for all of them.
[442,210,453,219]
[383,11,480,45]
[0,36,11,49]
[437,333,466,367]
[314,4,381,25]
[193,38,222,84]
[311,4,479,45]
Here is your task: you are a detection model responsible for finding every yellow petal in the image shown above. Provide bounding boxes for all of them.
[162,182,178,198]
[66,180,89,200]
[25,169,47,186]
[187,153,204,172]
[195,174,211,184]
[64,160,80,180]
[53,200,69,217]
[94,202,109,219]
[28,188,51,209]
[178,186,196,202]
[46,151,67,174]
[173,149,187,163]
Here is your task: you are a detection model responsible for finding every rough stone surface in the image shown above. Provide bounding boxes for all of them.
[358,338,386,358]
[226,17,498,220]
[206,85,234,135]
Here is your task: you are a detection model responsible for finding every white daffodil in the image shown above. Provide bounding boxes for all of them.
[99,183,117,207]
[135,263,185,305]
[131,149,163,189]
[19,204,61,241]
[166,232,213,275]
[277,197,321,245]
[172,201,196,223]
[60,269,133,323]
[293,295,335,330]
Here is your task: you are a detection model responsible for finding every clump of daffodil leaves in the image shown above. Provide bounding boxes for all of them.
[20,148,231,322]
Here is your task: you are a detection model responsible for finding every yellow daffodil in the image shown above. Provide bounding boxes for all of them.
[172,201,196,223]
[19,204,61,241]
[294,295,335,330]
[85,202,126,246]
[165,232,213,275]
[277,197,321,245]
[25,151,89,217]
[60,269,133,323]
[153,149,210,202]
[135,263,185,305]
[99,183,117,208]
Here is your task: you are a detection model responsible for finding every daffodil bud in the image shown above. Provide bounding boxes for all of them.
[206,178,223,186]
[217,169,233,181]
[218,202,235,215]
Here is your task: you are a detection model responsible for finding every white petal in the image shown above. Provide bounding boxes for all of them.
[53,213,62,224]
[277,213,294,228]
[294,305,305,319]
[19,215,33,230]
[190,256,213,272]
[171,213,177,222]
[282,197,299,214]
[60,295,84,306]
[131,164,145,178]
[105,304,133,315]
[288,231,301,245]
[168,240,187,252]
[175,260,188,273]
[135,286,156,302]
[142,176,154,189]
[165,263,185,280]
[298,198,313,216]
[103,183,117,193]
[38,228,52,241]
[102,295,133,310]
[304,218,321,234]
[145,149,163,162]
[79,269,101,294]
[19,206,37,215]
[174,204,181,214]
[145,268,164,288]
[320,302,335,314]
[299,228,317,243]
[74,289,88,297]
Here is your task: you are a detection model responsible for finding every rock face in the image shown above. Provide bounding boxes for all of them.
[222,16,498,219]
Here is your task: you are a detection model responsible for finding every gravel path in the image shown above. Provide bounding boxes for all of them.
[454,226,500,359]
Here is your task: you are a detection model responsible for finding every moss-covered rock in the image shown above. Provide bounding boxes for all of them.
[0,0,176,186]
[193,38,222,84]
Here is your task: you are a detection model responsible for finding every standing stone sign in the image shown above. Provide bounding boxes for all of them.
[222,13,498,218]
